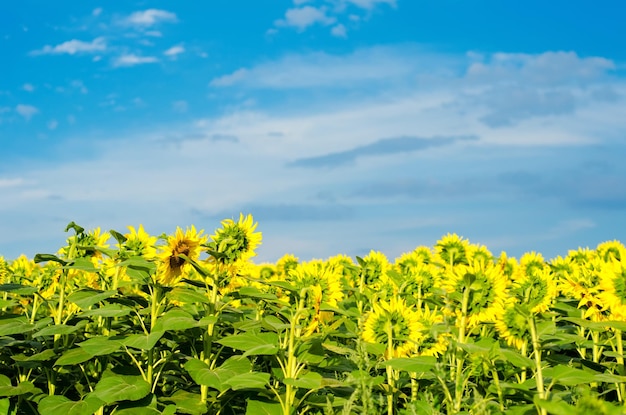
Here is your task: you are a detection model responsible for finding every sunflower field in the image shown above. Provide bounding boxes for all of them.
[1,215,626,415]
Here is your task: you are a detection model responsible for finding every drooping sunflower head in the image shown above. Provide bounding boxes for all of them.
[443,262,508,328]
[290,261,343,311]
[208,214,262,264]
[276,254,299,278]
[394,253,438,301]
[566,247,595,265]
[512,254,557,314]
[327,254,358,287]
[358,250,391,288]
[598,260,626,320]
[157,225,207,285]
[412,305,450,357]
[497,252,518,279]
[60,227,111,264]
[466,244,494,270]
[596,240,626,263]
[495,301,530,351]
[362,297,422,359]
[123,225,157,259]
[435,233,469,267]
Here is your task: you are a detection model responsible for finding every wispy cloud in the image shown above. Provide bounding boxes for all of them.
[22,83,35,92]
[164,45,185,57]
[30,37,107,56]
[289,135,478,168]
[331,24,347,38]
[343,0,397,9]
[112,54,159,67]
[121,9,178,27]
[15,104,39,120]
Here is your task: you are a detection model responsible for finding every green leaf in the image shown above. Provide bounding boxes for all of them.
[543,365,595,386]
[382,356,438,373]
[283,372,323,390]
[160,390,207,415]
[217,332,279,355]
[123,331,164,350]
[63,257,98,273]
[37,395,104,415]
[237,286,278,300]
[78,304,132,318]
[533,397,574,415]
[0,284,38,295]
[225,372,270,390]
[55,347,92,366]
[110,230,127,245]
[92,372,151,404]
[33,324,78,338]
[154,309,199,331]
[184,356,252,392]
[67,289,116,309]
[498,348,534,368]
[33,253,67,265]
[0,315,33,336]
[0,381,39,397]
[167,288,211,305]
[12,349,56,362]
[78,336,123,357]
[245,400,283,415]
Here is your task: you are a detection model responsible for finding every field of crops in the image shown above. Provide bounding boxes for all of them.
[1,214,626,414]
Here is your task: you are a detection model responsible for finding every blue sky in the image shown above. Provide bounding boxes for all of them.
[1,0,626,263]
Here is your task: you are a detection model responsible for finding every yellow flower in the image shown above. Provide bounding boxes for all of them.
[124,225,157,259]
[511,252,557,314]
[596,240,626,263]
[157,225,207,285]
[362,297,422,359]
[358,250,391,291]
[598,259,626,320]
[412,305,449,357]
[208,213,262,264]
[276,254,299,278]
[495,301,530,351]
[442,261,508,328]
[435,233,469,267]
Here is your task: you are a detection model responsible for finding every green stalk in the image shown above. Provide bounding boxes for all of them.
[453,285,470,412]
[386,324,395,415]
[616,329,625,403]
[528,315,546,415]
[201,270,221,404]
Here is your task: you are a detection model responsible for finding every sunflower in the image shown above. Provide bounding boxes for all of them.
[435,233,469,267]
[362,297,422,359]
[157,225,207,285]
[208,214,262,264]
[511,252,558,314]
[394,252,438,304]
[598,259,626,320]
[289,261,344,335]
[441,261,508,328]
[412,305,450,357]
[276,254,299,278]
[358,250,391,291]
[466,244,494,270]
[123,225,157,259]
[495,301,530,351]
[59,227,110,264]
[596,240,626,263]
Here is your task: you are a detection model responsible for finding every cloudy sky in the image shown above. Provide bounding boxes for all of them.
[1,1,625,263]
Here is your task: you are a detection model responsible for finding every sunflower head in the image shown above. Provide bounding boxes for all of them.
[596,240,626,263]
[157,225,207,285]
[512,253,557,314]
[358,250,391,288]
[435,233,469,267]
[362,297,422,359]
[466,244,494,269]
[566,247,595,265]
[276,254,299,278]
[412,305,450,357]
[123,225,157,259]
[60,227,110,263]
[207,214,262,264]
[495,302,530,351]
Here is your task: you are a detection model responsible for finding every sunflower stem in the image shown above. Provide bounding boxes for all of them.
[453,284,470,412]
[528,314,546,415]
[386,323,395,415]
[616,329,625,403]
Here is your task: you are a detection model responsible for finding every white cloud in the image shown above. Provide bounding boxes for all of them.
[122,9,178,27]
[71,80,88,94]
[47,119,58,130]
[31,37,107,55]
[210,46,437,88]
[164,45,185,57]
[331,24,347,38]
[22,83,35,92]
[112,54,158,67]
[275,6,336,30]
[172,100,188,113]
[15,104,39,120]
[0,178,25,188]
[145,31,163,37]
[92,7,103,17]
